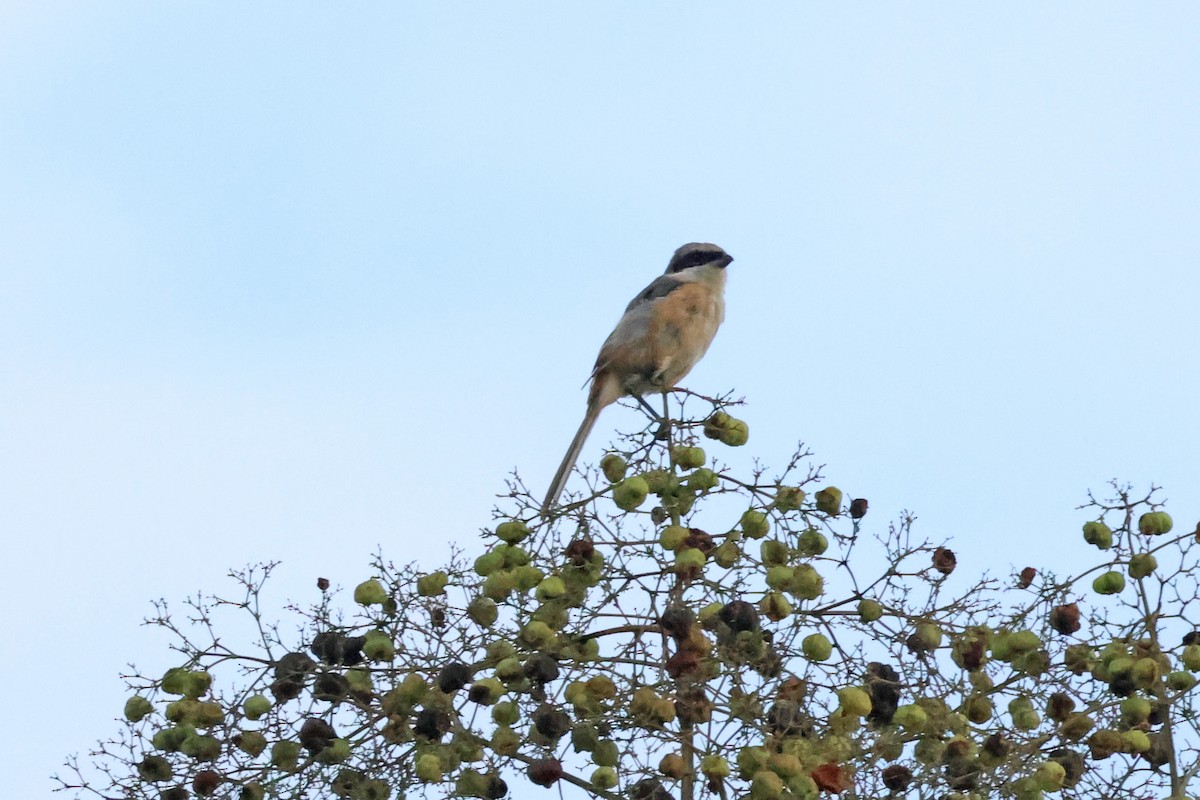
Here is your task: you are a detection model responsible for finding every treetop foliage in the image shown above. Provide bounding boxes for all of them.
[58,392,1200,800]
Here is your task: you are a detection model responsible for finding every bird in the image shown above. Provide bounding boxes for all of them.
[541,242,733,515]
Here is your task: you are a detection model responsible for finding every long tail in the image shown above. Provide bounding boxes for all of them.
[541,404,601,516]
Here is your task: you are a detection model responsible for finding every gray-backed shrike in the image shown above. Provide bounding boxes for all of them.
[541,242,733,515]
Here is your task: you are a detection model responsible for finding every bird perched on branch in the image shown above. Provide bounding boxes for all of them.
[542,242,733,515]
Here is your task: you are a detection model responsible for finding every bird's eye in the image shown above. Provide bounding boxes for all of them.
[673,251,716,272]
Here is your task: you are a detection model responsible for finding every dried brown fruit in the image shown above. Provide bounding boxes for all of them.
[932,547,957,575]
[1049,603,1082,636]
[527,758,563,788]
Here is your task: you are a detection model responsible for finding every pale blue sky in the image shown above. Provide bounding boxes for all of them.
[3,4,1198,796]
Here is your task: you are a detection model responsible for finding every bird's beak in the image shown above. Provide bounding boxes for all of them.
[718,254,733,269]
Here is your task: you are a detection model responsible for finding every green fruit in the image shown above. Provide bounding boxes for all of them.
[1006,630,1040,653]
[482,571,516,601]
[1092,571,1125,595]
[492,701,519,726]
[467,596,498,627]
[970,671,994,692]
[494,656,523,683]
[535,576,566,601]
[760,592,793,621]
[892,704,927,731]
[1087,729,1123,759]
[184,671,212,699]
[271,740,301,770]
[687,467,719,491]
[1064,643,1095,675]
[1060,712,1094,740]
[659,525,689,550]
[1132,657,1161,689]
[600,454,627,483]
[243,695,271,721]
[857,599,884,622]
[721,418,749,446]
[670,445,706,470]
[363,630,395,661]
[796,529,828,556]
[1033,761,1066,791]
[513,565,545,591]
[815,487,842,516]
[454,769,489,797]
[760,539,789,566]
[741,509,770,539]
[167,699,224,728]
[1013,649,1051,676]
[1183,644,1200,671]
[235,731,267,757]
[417,571,448,596]
[491,726,520,755]
[124,695,154,722]
[802,633,833,661]
[591,766,618,790]
[640,469,673,494]
[736,746,769,777]
[698,602,724,624]
[318,738,351,764]
[675,547,706,572]
[353,579,389,606]
[1128,553,1157,579]
[765,565,794,591]
[701,755,730,778]
[137,755,173,782]
[910,623,943,652]
[769,753,802,778]
[181,733,222,761]
[152,725,194,752]
[774,486,805,511]
[415,753,443,782]
[963,695,993,723]
[495,520,530,544]
[393,675,428,709]
[520,621,556,649]
[1010,776,1042,800]
[1120,696,1151,726]
[1082,521,1113,549]
[914,738,946,765]
[240,782,265,800]
[838,687,872,717]
[791,564,824,600]
[751,770,784,799]
[498,543,530,567]
[713,541,740,568]
[703,411,731,438]
[474,550,505,576]
[594,739,619,767]
[1138,511,1173,536]
[1014,709,1041,732]
[613,477,650,510]
[484,641,516,665]
[661,485,696,516]
[1121,729,1150,753]
[161,668,190,695]
[578,638,600,660]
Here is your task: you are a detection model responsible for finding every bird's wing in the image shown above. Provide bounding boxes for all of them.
[624,274,684,312]
[590,275,682,379]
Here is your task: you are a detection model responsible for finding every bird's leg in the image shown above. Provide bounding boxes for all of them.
[658,391,672,443]
[632,394,672,440]
[634,394,662,420]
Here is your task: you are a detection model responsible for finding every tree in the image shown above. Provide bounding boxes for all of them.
[57,392,1200,799]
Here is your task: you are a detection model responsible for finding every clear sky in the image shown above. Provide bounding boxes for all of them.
[3,3,1198,797]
